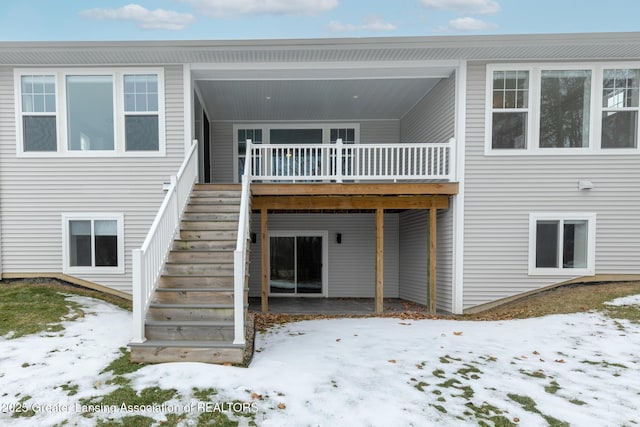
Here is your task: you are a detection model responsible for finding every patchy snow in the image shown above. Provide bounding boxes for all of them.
[604,294,640,307]
[1,293,639,426]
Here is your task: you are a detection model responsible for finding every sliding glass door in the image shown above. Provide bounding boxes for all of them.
[269,232,326,296]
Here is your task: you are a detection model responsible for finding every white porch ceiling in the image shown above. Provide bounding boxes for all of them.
[196,78,441,121]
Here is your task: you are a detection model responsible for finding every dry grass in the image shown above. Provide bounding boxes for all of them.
[468,281,640,321]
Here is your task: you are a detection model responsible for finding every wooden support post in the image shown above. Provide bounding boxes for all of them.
[261,208,269,313]
[375,208,384,314]
[428,208,437,314]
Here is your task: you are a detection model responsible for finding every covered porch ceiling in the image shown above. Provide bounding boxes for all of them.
[193,64,456,121]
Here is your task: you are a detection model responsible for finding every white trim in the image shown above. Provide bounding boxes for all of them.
[184,63,193,155]
[15,68,166,158]
[452,61,466,315]
[62,213,125,275]
[485,62,640,156]
[267,230,329,298]
[528,212,597,276]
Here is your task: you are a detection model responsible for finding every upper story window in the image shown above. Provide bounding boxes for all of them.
[602,69,639,149]
[21,75,57,152]
[16,69,165,157]
[486,64,640,154]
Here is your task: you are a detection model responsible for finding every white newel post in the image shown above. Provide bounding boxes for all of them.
[336,138,343,183]
[131,248,145,343]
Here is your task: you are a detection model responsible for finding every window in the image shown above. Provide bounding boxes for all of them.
[233,123,360,182]
[20,75,57,152]
[16,69,164,156]
[529,213,596,275]
[491,71,529,149]
[66,75,115,151]
[601,69,639,148]
[237,128,263,181]
[539,70,591,148]
[62,213,125,274]
[486,64,640,154]
[124,74,159,151]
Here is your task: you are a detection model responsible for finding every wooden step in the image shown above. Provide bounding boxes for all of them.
[179,230,237,240]
[194,184,241,191]
[188,197,242,205]
[153,288,234,304]
[159,275,234,288]
[148,303,235,321]
[144,320,235,341]
[164,263,233,276]
[180,220,238,231]
[129,340,244,364]
[181,212,240,222]
[172,239,236,251]
[190,190,241,198]
[167,250,234,263]
[184,204,240,213]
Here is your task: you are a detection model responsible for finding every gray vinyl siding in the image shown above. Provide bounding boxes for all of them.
[463,61,640,309]
[398,208,453,312]
[211,121,233,183]
[436,206,453,312]
[400,74,456,143]
[248,213,400,298]
[398,210,428,304]
[0,65,185,293]
[360,120,400,144]
[210,120,401,183]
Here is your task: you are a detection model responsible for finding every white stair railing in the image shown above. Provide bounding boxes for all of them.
[233,140,252,345]
[131,140,199,344]
[249,140,453,182]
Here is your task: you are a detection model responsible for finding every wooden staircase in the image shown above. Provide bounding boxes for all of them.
[130,184,249,364]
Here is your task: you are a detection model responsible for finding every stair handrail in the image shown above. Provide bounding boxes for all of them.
[233,140,252,345]
[131,139,199,344]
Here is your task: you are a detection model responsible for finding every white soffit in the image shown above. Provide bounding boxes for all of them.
[197,78,440,121]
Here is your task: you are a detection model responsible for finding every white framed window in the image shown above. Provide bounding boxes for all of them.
[62,213,125,274]
[486,63,640,155]
[16,68,165,157]
[601,68,639,149]
[528,213,596,276]
[232,123,360,182]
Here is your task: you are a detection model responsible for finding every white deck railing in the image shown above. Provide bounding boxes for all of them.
[248,139,453,182]
[232,143,253,345]
[131,140,199,344]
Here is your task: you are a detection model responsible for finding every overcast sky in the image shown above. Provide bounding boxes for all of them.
[1,0,639,41]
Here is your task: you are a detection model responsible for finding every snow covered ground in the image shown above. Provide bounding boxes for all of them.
[1,293,639,426]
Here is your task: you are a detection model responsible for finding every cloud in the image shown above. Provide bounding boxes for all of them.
[421,0,500,15]
[440,16,498,31]
[328,16,397,33]
[179,0,339,17]
[80,4,196,31]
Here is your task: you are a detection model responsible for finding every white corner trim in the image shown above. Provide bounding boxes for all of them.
[452,61,467,315]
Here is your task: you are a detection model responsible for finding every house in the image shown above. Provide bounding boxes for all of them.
[1,33,640,363]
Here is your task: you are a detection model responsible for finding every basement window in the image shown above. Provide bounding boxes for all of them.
[62,213,125,274]
[528,213,596,276]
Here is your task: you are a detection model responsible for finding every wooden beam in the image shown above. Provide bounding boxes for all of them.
[261,208,269,313]
[252,182,459,196]
[252,195,449,210]
[428,208,437,314]
[375,208,384,314]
